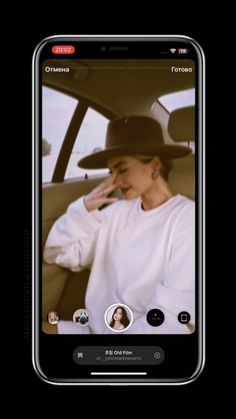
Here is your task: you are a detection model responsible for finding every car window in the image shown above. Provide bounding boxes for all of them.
[64,108,109,180]
[42,87,78,183]
[158,88,195,112]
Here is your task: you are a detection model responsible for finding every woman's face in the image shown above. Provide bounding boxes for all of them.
[108,155,155,199]
[113,308,123,321]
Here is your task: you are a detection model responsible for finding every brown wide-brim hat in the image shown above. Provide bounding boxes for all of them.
[78,115,191,169]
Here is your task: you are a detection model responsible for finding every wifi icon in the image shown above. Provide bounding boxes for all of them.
[170,48,176,53]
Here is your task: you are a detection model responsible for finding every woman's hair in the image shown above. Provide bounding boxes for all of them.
[135,155,173,181]
[110,306,130,328]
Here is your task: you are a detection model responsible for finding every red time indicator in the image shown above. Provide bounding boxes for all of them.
[52,45,75,54]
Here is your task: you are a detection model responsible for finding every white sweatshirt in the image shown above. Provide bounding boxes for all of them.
[44,195,195,334]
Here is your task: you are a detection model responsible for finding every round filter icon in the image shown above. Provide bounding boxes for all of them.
[146,309,165,327]
[73,308,90,326]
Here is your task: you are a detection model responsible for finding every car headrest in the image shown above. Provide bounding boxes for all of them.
[168,106,195,142]
[168,154,195,201]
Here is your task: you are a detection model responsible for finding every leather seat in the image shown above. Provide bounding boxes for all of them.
[167,106,195,201]
[168,154,195,200]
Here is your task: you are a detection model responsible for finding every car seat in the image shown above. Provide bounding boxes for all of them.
[167,106,195,201]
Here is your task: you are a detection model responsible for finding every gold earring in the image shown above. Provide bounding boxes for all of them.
[152,170,160,180]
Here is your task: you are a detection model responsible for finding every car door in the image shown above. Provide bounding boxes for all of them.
[42,86,115,321]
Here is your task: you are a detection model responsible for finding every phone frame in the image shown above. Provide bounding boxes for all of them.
[32,34,205,385]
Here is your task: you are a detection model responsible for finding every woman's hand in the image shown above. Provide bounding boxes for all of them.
[84,173,119,212]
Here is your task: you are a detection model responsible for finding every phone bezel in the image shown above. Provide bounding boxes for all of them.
[32,35,205,385]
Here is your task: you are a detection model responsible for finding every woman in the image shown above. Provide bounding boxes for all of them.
[109,306,130,331]
[44,115,195,334]
[47,311,59,325]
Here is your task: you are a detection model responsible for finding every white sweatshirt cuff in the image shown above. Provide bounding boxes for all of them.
[45,197,103,247]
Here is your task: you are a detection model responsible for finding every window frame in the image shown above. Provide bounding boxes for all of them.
[43,84,116,183]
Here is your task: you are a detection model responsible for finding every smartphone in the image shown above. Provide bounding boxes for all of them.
[33,35,205,385]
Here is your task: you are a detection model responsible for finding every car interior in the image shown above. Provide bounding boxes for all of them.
[42,58,195,325]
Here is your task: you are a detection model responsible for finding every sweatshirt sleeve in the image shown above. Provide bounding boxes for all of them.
[155,201,195,331]
[43,197,103,272]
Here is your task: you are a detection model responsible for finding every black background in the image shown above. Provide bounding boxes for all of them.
[22,11,223,410]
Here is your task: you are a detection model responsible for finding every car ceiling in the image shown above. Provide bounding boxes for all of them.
[42,59,195,117]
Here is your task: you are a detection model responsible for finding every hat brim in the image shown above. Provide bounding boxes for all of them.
[78,143,192,169]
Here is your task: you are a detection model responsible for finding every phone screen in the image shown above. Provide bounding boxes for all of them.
[33,35,204,384]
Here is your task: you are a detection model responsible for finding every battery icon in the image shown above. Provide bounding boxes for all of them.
[178,48,188,54]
